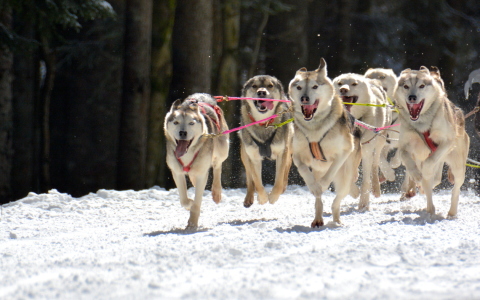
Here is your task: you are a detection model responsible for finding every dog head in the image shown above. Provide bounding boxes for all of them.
[364,68,398,100]
[164,98,207,158]
[333,73,373,112]
[288,58,335,121]
[242,75,285,114]
[395,67,444,122]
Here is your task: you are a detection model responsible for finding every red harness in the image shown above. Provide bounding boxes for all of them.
[176,151,200,173]
[248,113,275,127]
[422,131,438,153]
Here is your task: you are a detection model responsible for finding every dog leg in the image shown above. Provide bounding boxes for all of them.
[372,145,383,198]
[359,147,374,211]
[241,145,256,208]
[186,173,209,230]
[447,145,468,217]
[379,146,395,182]
[400,172,416,201]
[312,196,324,228]
[269,146,292,204]
[251,157,268,205]
[211,160,222,204]
[421,176,435,216]
[172,172,193,210]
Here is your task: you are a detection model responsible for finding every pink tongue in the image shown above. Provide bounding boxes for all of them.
[303,104,316,116]
[261,101,274,110]
[175,140,190,158]
[408,102,423,119]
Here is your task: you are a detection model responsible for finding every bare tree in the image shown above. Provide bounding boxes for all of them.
[169,0,213,101]
[0,8,13,201]
[117,0,153,190]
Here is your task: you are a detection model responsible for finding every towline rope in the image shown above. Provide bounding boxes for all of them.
[213,96,290,103]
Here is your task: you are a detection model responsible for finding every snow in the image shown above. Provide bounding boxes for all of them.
[1,185,480,299]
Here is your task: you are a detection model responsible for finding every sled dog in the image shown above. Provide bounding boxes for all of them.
[364,68,402,170]
[333,73,391,210]
[164,93,229,229]
[239,75,293,207]
[394,67,469,216]
[289,58,361,227]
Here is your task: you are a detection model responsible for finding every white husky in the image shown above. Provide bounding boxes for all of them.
[333,73,391,210]
[394,67,469,217]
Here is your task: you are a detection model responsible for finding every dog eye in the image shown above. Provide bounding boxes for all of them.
[337,82,342,86]
[267,84,273,88]
[252,85,257,89]
[403,85,409,89]
[312,85,318,89]
[296,86,302,90]
[352,83,358,86]
[189,121,195,125]
[419,84,425,88]
[173,121,179,125]
[380,76,385,79]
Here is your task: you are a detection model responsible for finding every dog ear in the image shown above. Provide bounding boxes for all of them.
[315,58,327,77]
[419,66,430,74]
[170,99,182,111]
[400,68,411,75]
[296,67,307,74]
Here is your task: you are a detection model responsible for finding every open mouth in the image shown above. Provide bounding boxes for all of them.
[254,100,274,113]
[174,139,193,158]
[301,99,319,121]
[407,99,424,121]
[341,96,358,112]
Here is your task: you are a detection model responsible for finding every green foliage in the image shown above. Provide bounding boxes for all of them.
[1,0,116,49]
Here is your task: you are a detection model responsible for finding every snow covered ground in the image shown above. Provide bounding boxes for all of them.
[1,185,480,299]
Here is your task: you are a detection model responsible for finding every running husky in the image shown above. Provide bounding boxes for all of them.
[333,73,391,210]
[239,75,293,207]
[164,93,229,229]
[289,58,361,227]
[365,68,402,170]
[394,67,469,217]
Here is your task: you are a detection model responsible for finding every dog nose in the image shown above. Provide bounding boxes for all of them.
[257,89,267,97]
[301,95,310,104]
[340,85,349,94]
[408,95,417,102]
[179,131,187,139]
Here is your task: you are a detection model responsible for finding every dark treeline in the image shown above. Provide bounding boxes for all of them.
[0,0,480,204]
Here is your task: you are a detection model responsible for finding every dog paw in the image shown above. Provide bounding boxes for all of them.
[311,218,324,228]
[358,202,369,212]
[257,192,269,205]
[185,221,198,231]
[268,192,280,204]
[212,189,222,204]
[181,198,194,210]
[243,197,254,208]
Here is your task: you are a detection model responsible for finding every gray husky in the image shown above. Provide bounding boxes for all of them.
[164,93,229,229]
[288,58,361,227]
[239,75,293,207]
[395,67,469,217]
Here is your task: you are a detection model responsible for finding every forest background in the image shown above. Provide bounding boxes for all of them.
[0,0,480,204]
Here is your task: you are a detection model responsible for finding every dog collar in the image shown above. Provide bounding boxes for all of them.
[248,113,276,127]
[176,150,200,172]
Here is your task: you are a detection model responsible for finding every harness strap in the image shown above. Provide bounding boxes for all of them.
[176,150,200,172]
[248,113,276,127]
[251,131,277,158]
[422,131,438,153]
[309,142,327,161]
[197,102,222,132]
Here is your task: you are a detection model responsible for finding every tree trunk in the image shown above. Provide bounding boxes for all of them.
[0,8,13,202]
[117,0,153,190]
[214,0,241,188]
[12,16,36,200]
[168,0,213,101]
[146,0,176,188]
